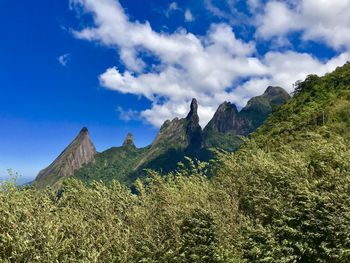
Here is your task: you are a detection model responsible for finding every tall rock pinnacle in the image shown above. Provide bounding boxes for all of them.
[186,98,203,150]
[123,132,136,148]
[34,127,96,189]
[186,98,199,122]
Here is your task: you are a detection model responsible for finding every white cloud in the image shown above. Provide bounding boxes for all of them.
[116,106,140,121]
[70,0,349,127]
[256,1,301,39]
[58,53,71,67]
[256,0,350,50]
[184,9,194,22]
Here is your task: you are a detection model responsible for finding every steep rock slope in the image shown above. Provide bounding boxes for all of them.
[132,98,203,173]
[34,127,96,189]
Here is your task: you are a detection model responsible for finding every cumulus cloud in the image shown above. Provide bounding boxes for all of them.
[256,0,350,50]
[58,53,71,67]
[70,0,349,127]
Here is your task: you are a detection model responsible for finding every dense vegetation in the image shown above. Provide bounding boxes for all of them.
[2,63,350,262]
[73,145,150,186]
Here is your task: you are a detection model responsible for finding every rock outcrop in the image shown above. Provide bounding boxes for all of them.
[204,86,290,136]
[135,98,204,170]
[150,98,203,150]
[123,133,136,148]
[204,102,239,134]
[203,86,290,150]
[186,98,203,150]
[34,127,96,188]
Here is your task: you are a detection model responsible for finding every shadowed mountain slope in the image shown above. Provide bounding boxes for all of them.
[203,86,291,150]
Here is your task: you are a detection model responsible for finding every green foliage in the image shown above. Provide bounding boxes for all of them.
[179,208,220,263]
[216,132,350,262]
[203,131,243,151]
[0,164,241,262]
[3,62,350,262]
[73,146,149,186]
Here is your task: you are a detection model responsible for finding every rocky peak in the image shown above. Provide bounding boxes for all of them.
[204,86,291,139]
[204,102,239,134]
[149,98,203,154]
[80,127,89,133]
[123,132,136,148]
[185,98,203,150]
[186,98,199,121]
[264,86,286,96]
[34,127,96,189]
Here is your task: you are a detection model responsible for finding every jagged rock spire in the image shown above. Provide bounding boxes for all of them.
[123,132,136,148]
[186,98,199,122]
[186,98,203,150]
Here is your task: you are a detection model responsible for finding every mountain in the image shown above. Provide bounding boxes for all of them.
[33,127,96,189]
[253,64,350,148]
[35,87,290,188]
[134,99,203,171]
[203,86,291,150]
[74,99,205,186]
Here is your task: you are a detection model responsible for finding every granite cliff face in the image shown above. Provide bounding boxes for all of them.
[34,127,96,188]
[204,102,239,133]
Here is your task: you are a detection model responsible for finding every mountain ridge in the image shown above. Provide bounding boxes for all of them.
[34,86,290,188]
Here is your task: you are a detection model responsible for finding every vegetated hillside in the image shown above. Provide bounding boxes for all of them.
[215,61,350,262]
[73,141,150,186]
[1,63,350,262]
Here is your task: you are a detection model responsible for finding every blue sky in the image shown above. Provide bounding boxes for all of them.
[0,0,349,183]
